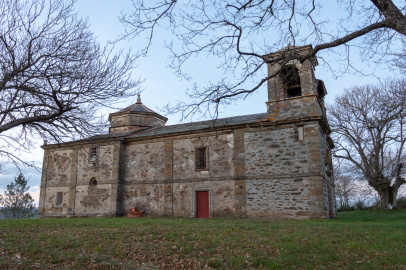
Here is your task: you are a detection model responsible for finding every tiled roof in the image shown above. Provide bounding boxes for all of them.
[127,112,267,139]
[116,94,159,114]
[118,103,157,114]
[88,112,267,141]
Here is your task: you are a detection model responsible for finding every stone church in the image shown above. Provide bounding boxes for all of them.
[38,46,336,219]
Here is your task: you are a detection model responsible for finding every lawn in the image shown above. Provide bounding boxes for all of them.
[0,210,405,269]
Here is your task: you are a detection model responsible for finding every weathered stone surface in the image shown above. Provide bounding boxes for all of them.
[244,127,313,176]
[39,45,336,220]
[246,176,325,219]
[172,180,236,218]
[172,134,234,180]
[46,149,73,186]
[76,144,115,186]
[124,142,165,182]
[122,183,166,216]
[74,184,112,216]
[42,187,70,216]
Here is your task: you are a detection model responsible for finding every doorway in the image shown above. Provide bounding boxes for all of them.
[196,191,209,218]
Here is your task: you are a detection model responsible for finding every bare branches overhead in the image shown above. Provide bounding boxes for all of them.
[0,0,140,167]
[121,0,406,119]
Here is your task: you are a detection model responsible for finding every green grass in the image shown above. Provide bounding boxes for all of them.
[0,210,405,269]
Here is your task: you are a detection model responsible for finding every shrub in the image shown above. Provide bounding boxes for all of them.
[396,197,406,209]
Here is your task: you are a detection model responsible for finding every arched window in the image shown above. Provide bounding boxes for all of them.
[89,177,97,187]
[280,66,302,98]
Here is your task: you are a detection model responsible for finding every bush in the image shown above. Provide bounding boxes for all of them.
[337,206,355,212]
[354,200,366,210]
[396,197,406,209]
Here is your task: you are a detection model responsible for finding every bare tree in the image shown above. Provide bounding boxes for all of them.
[0,0,140,168]
[329,78,406,209]
[334,168,358,210]
[119,0,406,119]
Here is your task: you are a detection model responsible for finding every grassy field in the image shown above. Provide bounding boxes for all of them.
[0,210,405,269]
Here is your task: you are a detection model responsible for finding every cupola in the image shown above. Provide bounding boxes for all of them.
[108,94,168,133]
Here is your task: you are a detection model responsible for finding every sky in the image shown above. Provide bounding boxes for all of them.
[0,0,399,205]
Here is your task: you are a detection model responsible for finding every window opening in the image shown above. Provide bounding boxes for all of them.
[56,192,63,206]
[294,126,304,141]
[89,146,98,162]
[89,177,97,187]
[298,126,304,140]
[317,80,327,99]
[196,147,208,170]
[281,66,302,97]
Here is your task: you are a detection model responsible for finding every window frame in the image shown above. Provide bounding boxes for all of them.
[195,147,209,171]
[280,65,302,98]
[294,125,304,141]
[56,192,63,206]
[89,146,99,163]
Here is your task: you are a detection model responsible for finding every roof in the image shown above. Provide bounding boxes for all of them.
[89,112,268,141]
[117,94,158,114]
[117,102,157,114]
[108,94,168,123]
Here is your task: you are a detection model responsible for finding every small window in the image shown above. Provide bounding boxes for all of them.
[56,192,63,206]
[281,66,302,98]
[294,126,304,141]
[196,147,208,170]
[298,126,304,140]
[89,146,98,162]
[89,177,97,187]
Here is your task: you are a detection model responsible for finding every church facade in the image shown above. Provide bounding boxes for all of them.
[38,46,336,219]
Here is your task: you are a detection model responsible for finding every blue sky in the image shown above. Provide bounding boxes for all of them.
[0,0,398,205]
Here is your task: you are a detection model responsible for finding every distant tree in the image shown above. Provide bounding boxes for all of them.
[329,78,406,209]
[0,0,139,168]
[119,0,406,119]
[335,168,357,210]
[0,173,35,219]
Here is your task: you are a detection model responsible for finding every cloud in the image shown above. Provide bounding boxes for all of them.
[0,162,42,189]
[0,162,42,206]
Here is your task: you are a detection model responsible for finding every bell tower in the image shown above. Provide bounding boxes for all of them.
[265,45,327,121]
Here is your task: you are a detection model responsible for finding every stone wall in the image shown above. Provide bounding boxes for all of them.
[124,141,165,182]
[43,186,70,216]
[76,145,115,186]
[266,95,320,120]
[39,121,333,219]
[243,124,326,218]
[246,177,323,219]
[39,141,121,217]
[120,133,238,217]
[172,134,234,180]
[46,149,74,186]
[244,127,309,176]
[172,180,236,218]
[109,113,166,133]
[74,184,112,216]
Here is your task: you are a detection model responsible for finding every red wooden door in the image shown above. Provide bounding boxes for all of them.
[196,191,209,218]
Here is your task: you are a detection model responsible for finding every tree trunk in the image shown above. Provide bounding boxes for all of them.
[388,187,394,206]
[391,177,406,208]
[378,189,389,209]
[392,187,398,208]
